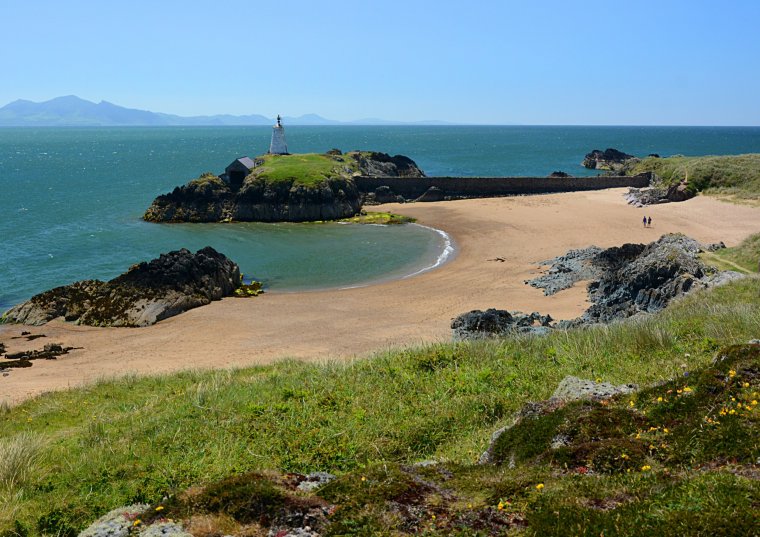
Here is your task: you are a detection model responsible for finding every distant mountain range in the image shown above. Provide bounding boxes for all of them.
[0,96,452,126]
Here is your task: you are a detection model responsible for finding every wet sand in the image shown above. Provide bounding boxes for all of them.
[2,188,759,404]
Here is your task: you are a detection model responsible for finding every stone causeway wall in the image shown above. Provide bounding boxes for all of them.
[354,173,651,199]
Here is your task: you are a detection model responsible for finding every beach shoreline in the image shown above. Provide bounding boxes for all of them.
[2,188,760,405]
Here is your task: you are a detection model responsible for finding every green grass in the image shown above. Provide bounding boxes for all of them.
[712,232,760,273]
[251,152,361,187]
[626,153,760,202]
[1,278,759,535]
[339,211,416,225]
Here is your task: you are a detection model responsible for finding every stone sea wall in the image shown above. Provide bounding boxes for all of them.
[355,174,651,200]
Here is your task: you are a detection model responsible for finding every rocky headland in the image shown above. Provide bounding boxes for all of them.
[3,247,243,327]
[144,151,425,223]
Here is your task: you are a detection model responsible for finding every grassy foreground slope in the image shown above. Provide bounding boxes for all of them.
[626,153,760,201]
[1,278,759,535]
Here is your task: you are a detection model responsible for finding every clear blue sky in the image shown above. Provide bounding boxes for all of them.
[3,0,759,125]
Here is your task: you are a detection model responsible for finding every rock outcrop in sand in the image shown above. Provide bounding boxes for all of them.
[459,234,745,339]
[452,309,554,340]
[3,247,241,327]
[528,234,744,326]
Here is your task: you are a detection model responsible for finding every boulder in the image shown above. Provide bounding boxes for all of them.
[415,186,445,202]
[551,376,638,402]
[452,309,553,340]
[3,247,241,327]
[665,180,695,202]
[364,185,405,205]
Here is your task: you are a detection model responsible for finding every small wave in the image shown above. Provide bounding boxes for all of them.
[337,224,455,290]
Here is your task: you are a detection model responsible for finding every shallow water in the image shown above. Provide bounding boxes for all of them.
[1,125,759,307]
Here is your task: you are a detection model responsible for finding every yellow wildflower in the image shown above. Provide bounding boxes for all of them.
[361,476,366,482]
[683,386,692,392]
[155,506,164,512]
[641,465,651,471]
[133,520,141,527]
[752,400,757,406]
[657,397,663,402]
[743,382,750,388]
[497,501,505,510]
[536,483,545,491]
[729,370,736,378]
[629,400,635,407]
[663,428,669,433]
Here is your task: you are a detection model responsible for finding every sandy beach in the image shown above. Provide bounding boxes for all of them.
[2,188,759,404]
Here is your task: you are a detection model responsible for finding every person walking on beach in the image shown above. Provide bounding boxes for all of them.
[648,216,652,227]
[643,216,647,227]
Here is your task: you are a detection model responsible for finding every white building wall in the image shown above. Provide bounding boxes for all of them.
[269,126,288,154]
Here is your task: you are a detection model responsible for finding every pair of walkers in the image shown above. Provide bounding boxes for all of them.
[642,216,652,227]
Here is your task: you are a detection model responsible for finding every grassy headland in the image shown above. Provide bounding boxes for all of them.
[250,153,360,187]
[1,274,758,535]
[625,153,760,202]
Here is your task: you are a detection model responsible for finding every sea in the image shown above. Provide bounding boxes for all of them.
[2,125,760,309]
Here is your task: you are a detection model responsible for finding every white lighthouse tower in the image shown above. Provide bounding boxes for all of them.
[269,114,289,154]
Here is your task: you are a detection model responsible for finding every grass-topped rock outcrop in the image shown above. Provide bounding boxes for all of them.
[144,151,425,223]
[2,247,246,327]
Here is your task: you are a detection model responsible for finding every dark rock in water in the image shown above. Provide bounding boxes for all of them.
[415,186,445,202]
[452,308,553,340]
[582,148,636,170]
[548,171,571,178]
[363,185,405,205]
[351,152,426,178]
[3,247,241,327]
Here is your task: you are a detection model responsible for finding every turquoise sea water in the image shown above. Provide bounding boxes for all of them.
[2,125,760,309]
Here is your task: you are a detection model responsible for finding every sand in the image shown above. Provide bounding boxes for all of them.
[2,188,759,404]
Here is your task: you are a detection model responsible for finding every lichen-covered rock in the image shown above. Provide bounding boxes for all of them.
[551,376,638,402]
[3,247,241,327]
[479,377,638,464]
[297,472,336,492]
[452,309,553,340]
[78,504,149,537]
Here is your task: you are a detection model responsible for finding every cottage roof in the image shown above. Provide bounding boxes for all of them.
[235,157,256,170]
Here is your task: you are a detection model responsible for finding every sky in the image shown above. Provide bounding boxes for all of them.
[2,0,760,125]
